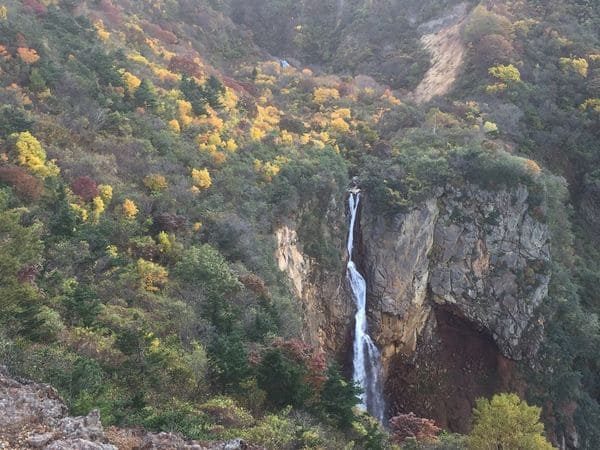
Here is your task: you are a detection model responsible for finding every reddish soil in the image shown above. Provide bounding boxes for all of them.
[386,307,521,433]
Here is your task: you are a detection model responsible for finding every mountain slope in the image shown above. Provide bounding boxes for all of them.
[0,0,598,448]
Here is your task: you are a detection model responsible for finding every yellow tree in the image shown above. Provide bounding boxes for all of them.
[331,117,350,133]
[168,119,181,133]
[17,47,40,64]
[98,184,113,202]
[559,57,589,78]
[91,196,105,223]
[191,168,212,190]
[122,198,138,220]
[11,131,59,177]
[122,71,142,92]
[136,258,168,292]
[313,87,340,104]
[468,394,553,450]
[489,64,521,82]
[487,64,521,93]
[143,174,168,193]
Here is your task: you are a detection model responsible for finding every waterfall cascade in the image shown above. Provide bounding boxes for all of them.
[346,191,385,422]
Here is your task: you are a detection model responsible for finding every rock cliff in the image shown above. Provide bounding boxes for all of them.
[362,184,550,364]
[275,225,353,356]
[276,183,551,430]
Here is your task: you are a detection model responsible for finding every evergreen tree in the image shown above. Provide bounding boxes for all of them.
[180,76,208,115]
[0,206,43,335]
[257,348,312,408]
[63,284,101,327]
[209,332,252,392]
[134,79,158,109]
[318,364,361,428]
[204,75,225,108]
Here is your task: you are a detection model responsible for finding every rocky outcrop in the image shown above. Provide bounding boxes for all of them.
[580,176,600,239]
[429,186,550,358]
[275,224,353,356]
[358,183,550,430]
[0,367,253,450]
[275,226,309,300]
[361,184,550,364]
[360,199,439,366]
[276,182,551,430]
[0,366,116,450]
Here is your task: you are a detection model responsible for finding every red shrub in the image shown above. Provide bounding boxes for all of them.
[222,76,257,96]
[141,21,178,45]
[168,55,202,78]
[22,0,47,16]
[272,338,328,390]
[71,176,99,202]
[99,0,122,25]
[0,165,43,201]
[153,212,187,232]
[389,412,441,445]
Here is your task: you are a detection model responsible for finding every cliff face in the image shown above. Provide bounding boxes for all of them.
[362,184,550,364]
[276,183,551,431]
[275,225,353,356]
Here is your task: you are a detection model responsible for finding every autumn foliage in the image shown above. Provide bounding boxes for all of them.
[22,0,47,16]
[71,176,99,202]
[271,338,327,391]
[17,47,40,64]
[141,21,178,45]
[10,131,58,177]
[169,55,202,78]
[0,165,43,201]
[191,168,212,190]
[122,198,139,219]
[389,412,441,445]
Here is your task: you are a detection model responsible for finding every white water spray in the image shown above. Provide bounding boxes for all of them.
[346,191,385,422]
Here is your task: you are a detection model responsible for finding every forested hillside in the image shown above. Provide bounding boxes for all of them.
[0,0,598,449]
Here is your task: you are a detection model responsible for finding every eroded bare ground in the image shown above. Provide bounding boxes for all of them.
[410,9,468,104]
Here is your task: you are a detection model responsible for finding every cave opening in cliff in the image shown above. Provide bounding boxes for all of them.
[385,306,516,433]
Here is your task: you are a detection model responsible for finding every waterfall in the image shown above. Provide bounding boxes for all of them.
[346,191,385,423]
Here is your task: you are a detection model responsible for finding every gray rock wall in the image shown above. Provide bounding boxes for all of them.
[361,184,550,364]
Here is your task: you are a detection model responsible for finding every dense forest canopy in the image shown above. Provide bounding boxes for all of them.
[0,0,599,448]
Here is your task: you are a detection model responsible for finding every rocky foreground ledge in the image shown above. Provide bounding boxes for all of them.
[0,367,252,450]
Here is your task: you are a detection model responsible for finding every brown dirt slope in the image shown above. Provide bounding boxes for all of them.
[410,9,468,104]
